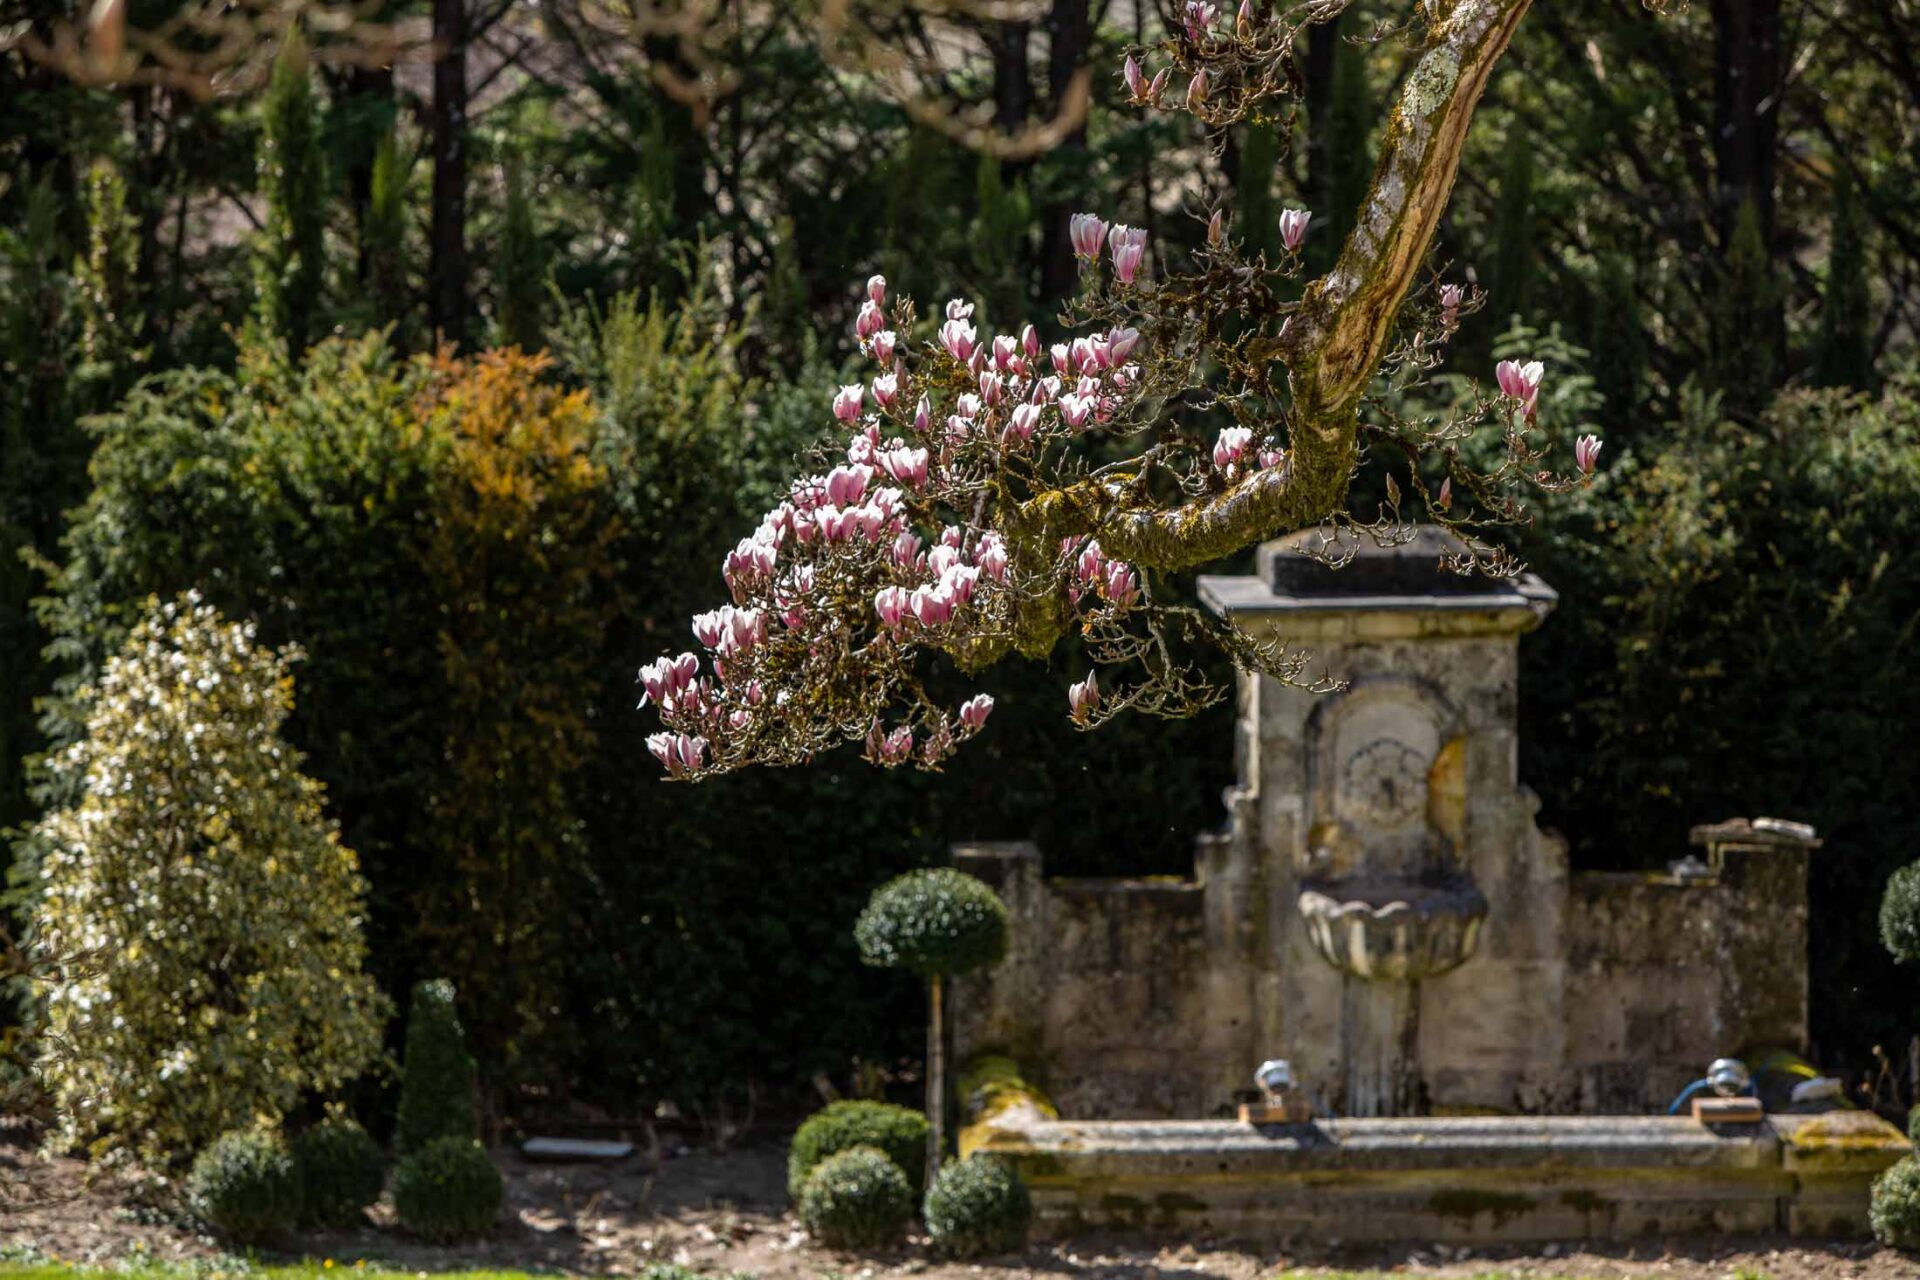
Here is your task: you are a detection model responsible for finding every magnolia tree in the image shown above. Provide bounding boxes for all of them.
[644,0,1609,779]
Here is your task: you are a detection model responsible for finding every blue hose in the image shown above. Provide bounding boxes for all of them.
[1667,1078,1713,1115]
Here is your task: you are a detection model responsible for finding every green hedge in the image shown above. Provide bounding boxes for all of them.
[788,1100,929,1199]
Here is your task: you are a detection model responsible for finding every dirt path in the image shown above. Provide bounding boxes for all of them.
[6,1133,1919,1280]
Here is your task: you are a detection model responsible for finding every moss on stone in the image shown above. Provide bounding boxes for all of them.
[1427,1188,1535,1224]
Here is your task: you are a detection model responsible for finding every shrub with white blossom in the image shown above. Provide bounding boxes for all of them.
[643,0,1603,780]
[28,592,388,1165]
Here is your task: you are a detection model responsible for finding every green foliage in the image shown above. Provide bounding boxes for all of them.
[855,869,1009,981]
[1587,254,1647,422]
[1882,864,1920,966]
[494,146,544,351]
[253,33,329,352]
[1236,122,1279,263]
[291,1115,384,1227]
[364,128,412,344]
[73,161,144,396]
[923,1154,1032,1258]
[1709,200,1780,418]
[788,1100,930,1199]
[797,1146,913,1249]
[1521,374,1920,1064]
[1317,31,1374,272]
[1490,138,1536,326]
[390,1137,503,1242]
[1814,171,1873,391]
[395,980,478,1156]
[187,1129,303,1244]
[29,594,387,1164]
[1873,1156,1920,1250]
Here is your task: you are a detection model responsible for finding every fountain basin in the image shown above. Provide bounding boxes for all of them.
[1297,877,1488,981]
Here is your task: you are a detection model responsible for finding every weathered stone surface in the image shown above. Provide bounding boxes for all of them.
[965,1112,1905,1242]
[952,529,1818,1120]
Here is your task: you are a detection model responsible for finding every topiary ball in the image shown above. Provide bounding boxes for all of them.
[1882,863,1920,964]
[1873,1154,1920,1249]
[187,1128,302,1243]
[788,1100,929,1199]
[292,1115,384,1228]
[854,869,1008,980]
[923,1154,1033,1258]
[797,1146,913,1250]
[394,978,479,1156]
[390,1136,503,1242]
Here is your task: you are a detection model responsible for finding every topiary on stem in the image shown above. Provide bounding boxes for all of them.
[1881,863,1920,965]
[797,1145,913,1250]
[394,979,479,1156]
[856,868,1009,1187]
[1873,1155,1920,1250]
[788,1099,930,1199]
[924,1154,1032,1258]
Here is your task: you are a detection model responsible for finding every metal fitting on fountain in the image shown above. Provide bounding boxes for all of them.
[1240,1058,1312,1125]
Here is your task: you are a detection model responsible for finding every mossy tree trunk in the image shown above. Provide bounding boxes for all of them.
[926,974,946,1190]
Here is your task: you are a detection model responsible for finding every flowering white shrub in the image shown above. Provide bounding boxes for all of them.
[29,593,387,1164]
[644,0,1604,779]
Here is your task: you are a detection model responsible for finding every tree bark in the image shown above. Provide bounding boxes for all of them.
[1708,0,1782,250]
[925,975,945,1190]
[429,0,469,346]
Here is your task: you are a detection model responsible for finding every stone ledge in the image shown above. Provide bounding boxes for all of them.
[969,1113,1908,1242]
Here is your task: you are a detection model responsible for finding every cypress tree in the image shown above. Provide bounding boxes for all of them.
[364,127,411,345]
[495,147,543,352]
[1237,120,1280,263]
[73,161,142,399]
[1316,34,1373,274]
[1588,253,1646,425]
[254,32,329,352]
[1812,170,1872,391]
[1710,199,1781,417]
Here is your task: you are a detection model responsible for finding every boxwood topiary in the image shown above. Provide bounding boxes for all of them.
[788,1100,930,1199]
[1873,1154,1920,1249]
[394,979,479,1155]
[797,1146,912,1249]
[923,1154,1032,1257]
[854,869,1008,980]
[292,1115,384,1227]
[1882,863,1920,965]
[187,1128,302,1243]
[391,1136,503,1241]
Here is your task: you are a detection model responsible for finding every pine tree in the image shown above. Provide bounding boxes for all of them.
[1812,170,1872,391]
[495,146,543,352]
[30,594,388,1164]
[253,32,329,352]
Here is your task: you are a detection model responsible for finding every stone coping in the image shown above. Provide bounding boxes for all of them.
[969,1112,1910,1242]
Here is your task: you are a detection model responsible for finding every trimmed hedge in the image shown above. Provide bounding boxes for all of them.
[188,1129,302,1243]
[788,1100,929,1198]
[797,1146,912,1249]
[391,1137,503,1241]
[1872,1155,1920,1250]
[292,1115,384,1227]
[395,979,479,1155]
[924,1154,1032,1257]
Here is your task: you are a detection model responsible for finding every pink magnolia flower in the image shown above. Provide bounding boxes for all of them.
[940,524,966,548]
[946,299,975,321]
[1213,426,1254,470]
[1208,209,1226,245]
[979,370,1004,405]
[1574,434,1603,474]
[913,395,931,434]
[1435,476,1453,511]
[891,530,923,567]
[826,464,873,508]
[1108,225,1147,285]
[723,538,776,592]
[878,445,928,489]
[1236,0,1255,35]
[872,330,897,364]
[1495,359,1544,407]
[1147,68,1171,102]
[867,274,886,306]
[1439,283,1463,321]
[1279,208,1312,252]
[1183,1,1217,41]
[1059,392,1095,430]
[647,731,708,777]
[1257,446,1287,472]
[872,372,899,409]
[1006,402,1043,445]
[1070,212,1108,261]
[833,383,864,422]
[1049,343,1071,376]
[1123,56,1148,101]
[1104,563,1140,608]
[942,563,981,605]
[1186,69,1209,113]
[874,585,910,629]
[869,723,914,765]
[958,693,995,731]
[1021,324,1040,360]
[1075,539,1107,586]
[693,608,729,649]
[992,334,1018,372]
[855,299,884,341]
[940,317,978,363]
[1068,671,1101,724]
[910,583,957,627]
[927,543,961,577]
[976,534,1009,582]
[1107,327,1142,363]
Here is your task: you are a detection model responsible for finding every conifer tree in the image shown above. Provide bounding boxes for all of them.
[495,146,543,352]
[1588,253,1646,424]
[254,32,329,352]
[1315,34,1373,274]
[1237,121,1279,264]
[1710,200,1781,417]
[1813,171,1872,391]
[1491,138,1536,326]
[365,127,412,345]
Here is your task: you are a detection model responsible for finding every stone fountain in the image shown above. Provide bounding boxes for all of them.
[944,528,1907,1240]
